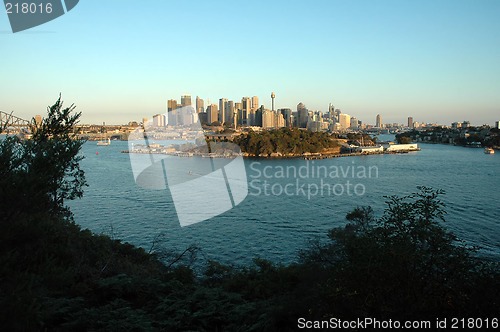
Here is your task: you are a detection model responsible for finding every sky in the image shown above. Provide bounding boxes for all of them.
[1,0,500,126]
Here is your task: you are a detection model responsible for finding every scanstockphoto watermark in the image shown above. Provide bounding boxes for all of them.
[248,161,379,200]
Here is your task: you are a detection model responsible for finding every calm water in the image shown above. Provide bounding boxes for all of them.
[68,137,500,265]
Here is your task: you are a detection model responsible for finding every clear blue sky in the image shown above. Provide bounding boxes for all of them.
[1,0,499,125]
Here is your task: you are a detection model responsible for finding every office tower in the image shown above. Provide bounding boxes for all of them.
[408,117,414,128]
[241,97,251,125]
[262,109,274,129]
[297,102,308,128]
[251,96,259,111]
[496,121,500,129]
[350,116,358,129]
[275,111,285,128]
[376,114,382,128]
[279,108,293,127]
[196,96,204,113]
[207,104,219,124]
[271,92,275,112]
[219,98,228,125]
[153,114,165,127]
[227,100,235,124]
[339,114,351,130]
[181,95,192,107]
[234,102,243,125]
[167,99,178,126]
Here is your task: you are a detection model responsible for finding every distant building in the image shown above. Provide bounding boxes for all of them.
[219,98,228,125]
[196,96,204,113]
[279,108,293,127]
[339,114,351,131]
[376,114,383,128]
[496,121,500,129]
[350,116,359,129]
[408,117,414,128]
[152,114,166,127]
[167,99,178,125]
[207,104,219,124]
[261,109,272,129]
[297,102,308,128]
[251,96,259,111]
[462,121,470,128]
[181,95,192,107]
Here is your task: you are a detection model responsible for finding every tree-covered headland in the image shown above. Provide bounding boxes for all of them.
[1,98,498,330]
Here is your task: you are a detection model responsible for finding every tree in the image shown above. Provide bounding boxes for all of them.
[300,187,498,319]
[0,95,86,220]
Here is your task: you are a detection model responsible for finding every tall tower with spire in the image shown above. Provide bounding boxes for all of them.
[271,92,276,112]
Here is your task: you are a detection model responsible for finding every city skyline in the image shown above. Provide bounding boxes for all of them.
[1,0,499,125]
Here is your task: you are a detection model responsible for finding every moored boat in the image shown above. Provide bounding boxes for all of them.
[484,147,495,154]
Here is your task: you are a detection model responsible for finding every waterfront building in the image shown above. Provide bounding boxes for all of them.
[496,121,500,129]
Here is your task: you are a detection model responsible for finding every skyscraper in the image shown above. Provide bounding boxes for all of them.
[376,114,383,128]
[339,114,351,130]
[219,98,228,125]
[297,102,308,128]
[251,96,259,111]
[207,104,219,124]
[408,117,414,128]
[167,99,178,126]
[181,95,192,107]
[196,96,204,113]
[227,100,235,124]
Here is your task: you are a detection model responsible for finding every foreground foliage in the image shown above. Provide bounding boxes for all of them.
[1,99,498,330]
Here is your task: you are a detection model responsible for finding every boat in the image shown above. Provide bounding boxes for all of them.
[97,138,111,146]
[484,147,495,154]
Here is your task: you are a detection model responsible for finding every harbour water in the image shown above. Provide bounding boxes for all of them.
[68,137,500,265]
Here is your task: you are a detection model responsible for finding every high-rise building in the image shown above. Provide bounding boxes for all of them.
[181,95,192,107]
[350,116,358,129]
[196,96,204,113]
[167,99,178,126]
[227,100,235,124]
[207,104,219,124]
[262,109,274,129]
[219,98,228,125]
[339,114,351,130]
[153,114,166,127]
[408,117,414,128]
[297,102,308,128]
[376,114,382,128]
[251,96,259,111]
[279,108,293,127]
[496,121,500,129]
